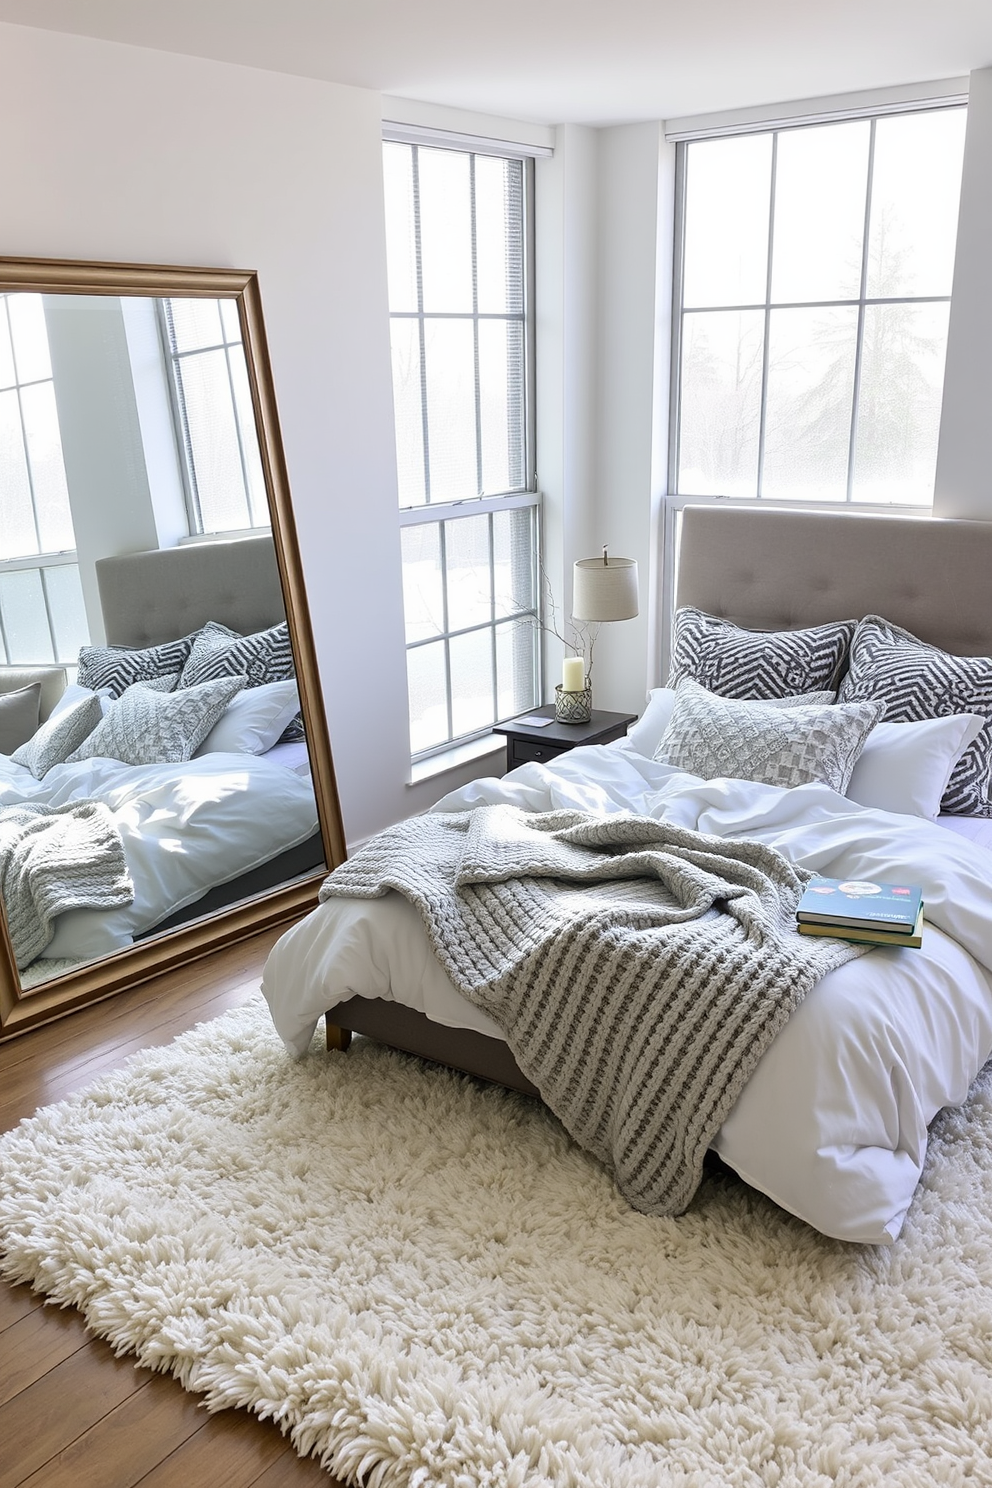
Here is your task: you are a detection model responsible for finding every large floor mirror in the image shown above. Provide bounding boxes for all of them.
[0,257,346,1038]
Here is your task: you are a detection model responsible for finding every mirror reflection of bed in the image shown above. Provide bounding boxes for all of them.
[1,534,325,989]
[0,263,345,1032]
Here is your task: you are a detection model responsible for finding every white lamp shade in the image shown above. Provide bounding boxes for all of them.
[572,555,639,622]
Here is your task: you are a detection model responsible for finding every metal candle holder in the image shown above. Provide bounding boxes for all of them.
[555,682,592,724]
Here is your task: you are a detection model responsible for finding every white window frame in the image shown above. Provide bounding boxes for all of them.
[385,131,542,763]
[668,99,966,509]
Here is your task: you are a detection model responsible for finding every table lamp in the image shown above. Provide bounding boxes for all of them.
[557,547,639,723]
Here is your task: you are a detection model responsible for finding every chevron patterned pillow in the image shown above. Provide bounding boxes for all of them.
[838,616,992,817]
[179,620,302,743]
[77,632,199,699]
[667,607,855,699]
[656,680,883,794]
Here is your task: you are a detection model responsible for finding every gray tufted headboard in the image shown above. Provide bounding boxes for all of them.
[94,534,286,648]
[675,506,992,658]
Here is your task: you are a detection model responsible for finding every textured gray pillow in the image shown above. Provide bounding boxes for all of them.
[655,679,884,793]
[667,607,855,699]
[838,614,992,817]
[67,675,247,767]
[0,684,42,755]
[11,692,103,779]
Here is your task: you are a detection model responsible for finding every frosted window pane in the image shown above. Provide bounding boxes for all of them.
[390,318,426,507]
[228,348,267,526]
[0,568,53,662]
[7,295,52,384]
[424,320,477,502]
[852,302,949,505]
[0,304,15,390]
[678,310,764,496]
[450,627,494,736]
[683,135,772,308]
[0,388,38,558]
[771,122,869,304]
[419,149,473,313]
[445,513,491,633]
[407,640,448,754]
[168,298,225,353]
[400,523,444,643]
[178,349,251,531]
[479,319,526,495]
[867,111,966,300]
[496,618,538,719]
[383,143,418,314]
[219,298,242,342]
[492,506,537,619]
[19,382,73,552]
[476,157,523,315]
[45,563,90,663]
[763,306,858,500]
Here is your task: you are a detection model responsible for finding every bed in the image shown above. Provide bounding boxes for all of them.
[1,535,323,979]
[261,506,992,1245]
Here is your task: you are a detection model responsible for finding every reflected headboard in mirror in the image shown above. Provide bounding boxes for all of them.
[0,256,346,1040]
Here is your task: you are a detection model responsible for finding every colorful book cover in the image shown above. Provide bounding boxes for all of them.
[796,875,923,932]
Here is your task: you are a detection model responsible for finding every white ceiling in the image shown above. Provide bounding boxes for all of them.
[0,0,990,126]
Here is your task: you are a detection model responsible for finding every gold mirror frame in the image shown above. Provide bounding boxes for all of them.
[0,256,346,1039]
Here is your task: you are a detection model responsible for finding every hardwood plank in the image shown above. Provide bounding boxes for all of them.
[0,1278,42,1333]
[0,1301,90,1406]
[16,1370,207,1488]
[0,1335,147,1485]
[133,1409,310,1488]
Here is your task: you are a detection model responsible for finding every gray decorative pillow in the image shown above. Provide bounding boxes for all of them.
[11,692,103,779]
[667,607,855,699]
[0,684,42,755]
[77,633,199,699]
[655,679,884,793]
[179,620,294,689]
[180,619,301,742]
[67,675,247,767]
[838,615,992,816]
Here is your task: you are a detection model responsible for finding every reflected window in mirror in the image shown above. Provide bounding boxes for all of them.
[159,297,270,535]
[0,293,88,676]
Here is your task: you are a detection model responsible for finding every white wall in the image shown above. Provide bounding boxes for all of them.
[934,66,992,521]
[0,21,416,846]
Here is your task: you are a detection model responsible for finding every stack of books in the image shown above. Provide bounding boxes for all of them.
[796,876,924,948]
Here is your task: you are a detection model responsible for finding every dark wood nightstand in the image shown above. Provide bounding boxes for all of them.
[493,705,638,771]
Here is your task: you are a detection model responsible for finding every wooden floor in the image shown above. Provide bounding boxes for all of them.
[0,931,346,1488]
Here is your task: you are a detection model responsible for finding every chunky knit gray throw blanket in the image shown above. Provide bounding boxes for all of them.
[320,805,868,1216]
[0,801,134,969]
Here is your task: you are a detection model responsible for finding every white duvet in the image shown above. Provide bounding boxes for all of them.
[262,741,992,1245]
[0,750,320,964]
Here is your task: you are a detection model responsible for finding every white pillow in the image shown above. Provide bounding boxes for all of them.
[50,683,112,720]
[624,686,837,761]
[845,715,985,819]
[195,679,301,757]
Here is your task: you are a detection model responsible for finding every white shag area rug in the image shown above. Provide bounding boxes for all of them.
[2,999,992,1487]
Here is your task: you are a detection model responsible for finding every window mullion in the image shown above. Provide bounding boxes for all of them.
[846,117,877,504]
[755,132,778,500]
[410,146,432,507]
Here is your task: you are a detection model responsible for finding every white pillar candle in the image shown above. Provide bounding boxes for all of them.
[562,656,586,692]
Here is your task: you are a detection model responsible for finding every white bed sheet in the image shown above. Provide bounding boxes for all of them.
[0,750,320,962]
[262,744,992,1246]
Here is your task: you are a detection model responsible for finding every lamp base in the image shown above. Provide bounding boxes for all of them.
[555,683,592,724]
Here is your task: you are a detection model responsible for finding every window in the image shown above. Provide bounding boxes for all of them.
[383,137,540,759]
[160,297,268,535]
[672,105,967,505]
[0,294,88,670]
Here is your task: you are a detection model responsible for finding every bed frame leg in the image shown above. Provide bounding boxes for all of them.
[325,1018,352,1053]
